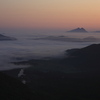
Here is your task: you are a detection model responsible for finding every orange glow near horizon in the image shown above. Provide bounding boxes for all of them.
[0,0,100,31]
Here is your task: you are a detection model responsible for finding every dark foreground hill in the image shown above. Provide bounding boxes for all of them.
[3,43,100,100]
[65,43,100,71]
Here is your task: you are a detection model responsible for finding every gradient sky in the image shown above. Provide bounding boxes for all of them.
[0,0,100,31]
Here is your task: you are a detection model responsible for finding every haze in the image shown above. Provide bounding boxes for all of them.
[0,0,100,32]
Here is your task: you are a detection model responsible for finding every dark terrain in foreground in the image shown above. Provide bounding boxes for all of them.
[3,43,100,100]
[0,72,36,100]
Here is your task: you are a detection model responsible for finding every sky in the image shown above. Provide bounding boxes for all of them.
[0,0,100,32]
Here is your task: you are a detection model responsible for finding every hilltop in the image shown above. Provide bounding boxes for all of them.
[67,27,88,33]
[0,34,16,40]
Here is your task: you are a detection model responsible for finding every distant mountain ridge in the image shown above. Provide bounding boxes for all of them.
[93,31,100,33]
[67,28,88,33]
[0,34,16,40]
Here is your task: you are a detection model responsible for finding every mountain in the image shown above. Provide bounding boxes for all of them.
[0,34,16,40]
[67,28,88,33]
[4,43,100,100]
[67,44,100,57]
[93,31,100,33]
[66,43,100,70]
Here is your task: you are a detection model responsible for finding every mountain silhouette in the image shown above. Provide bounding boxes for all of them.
[67,28,88,33]
[0,34,16,40]
[93,31,100,33]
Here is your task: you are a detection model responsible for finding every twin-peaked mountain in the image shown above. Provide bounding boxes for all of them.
[67,28,88,33]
